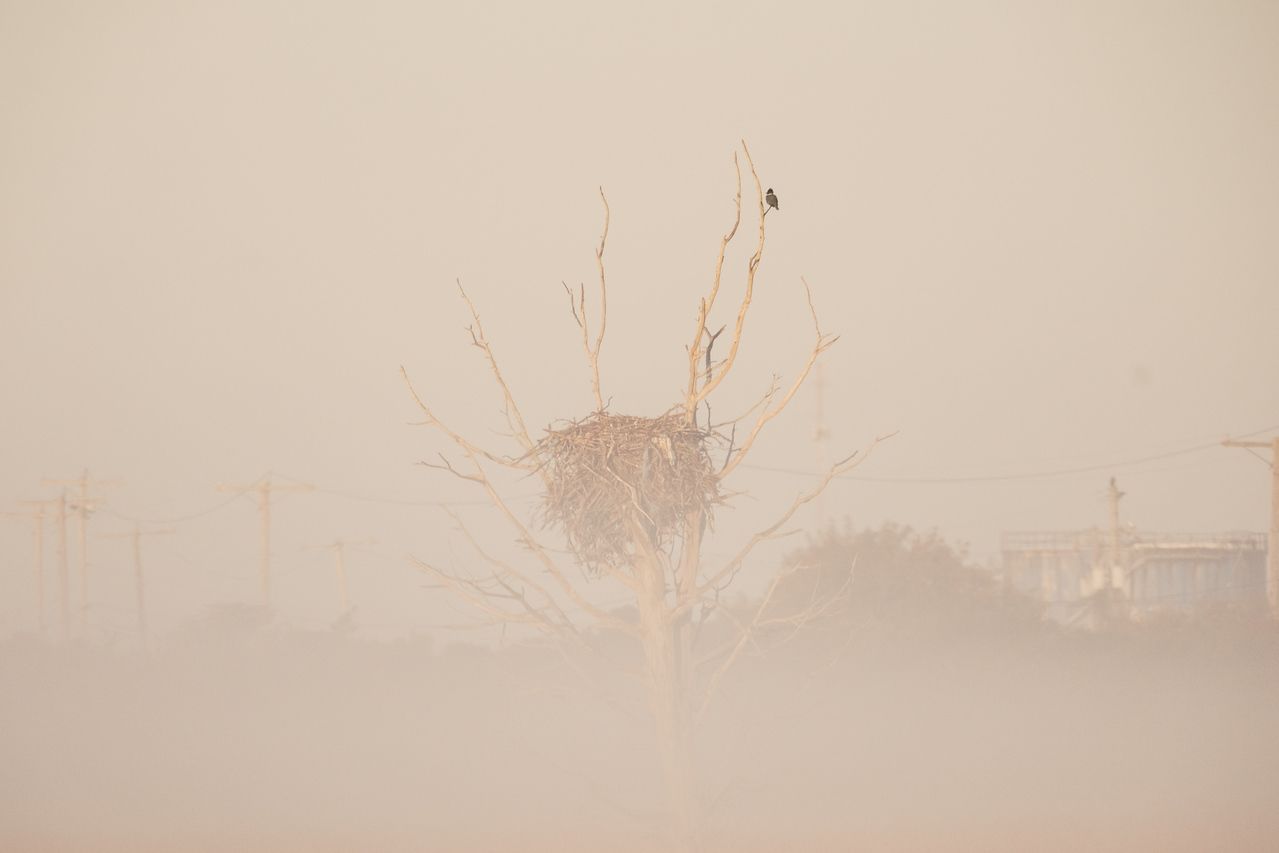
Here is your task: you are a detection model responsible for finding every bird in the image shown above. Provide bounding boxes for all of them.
[765,188,779,211]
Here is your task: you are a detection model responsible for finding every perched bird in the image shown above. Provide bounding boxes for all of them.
[765,188,779,211]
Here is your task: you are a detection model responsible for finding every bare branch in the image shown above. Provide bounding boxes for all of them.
[455,281,541,458]
[404,362,638,632]
[681,430,895,612]
[709,376,780,433]
[420,453,484,483]
[719,278,837,478]
[719,424,738,472]
[411,557,550,632]
[685,152,743,416]
[694,556,855,725]
[591,187,610,411]
[444,507,582,637]
[567,189,611,414]
[703,325,726,382]
[692,141,767,410]
[562,281,583,329]
[403,154,893,849]
[566,191,610,412]
[400,366,529,470]
[468,460,638,632]
[695,560,804,722]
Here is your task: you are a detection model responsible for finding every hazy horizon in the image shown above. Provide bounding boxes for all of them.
[3,1,1277,642]
[2,4,1278,848]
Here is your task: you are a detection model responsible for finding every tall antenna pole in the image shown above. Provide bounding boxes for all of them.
[54,491,69,640]
[813,362,831,527]
[1107,476,1125,589]
[1223,436,1279,618]
[218,476,313,608]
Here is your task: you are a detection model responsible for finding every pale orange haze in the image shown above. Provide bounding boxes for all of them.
[0,1,1277,626]
[3,2,1279,851]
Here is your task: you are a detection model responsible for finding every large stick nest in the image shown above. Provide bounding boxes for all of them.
[535,411,723,572]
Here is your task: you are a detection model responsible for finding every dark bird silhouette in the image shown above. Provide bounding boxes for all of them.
[765,188,779,211]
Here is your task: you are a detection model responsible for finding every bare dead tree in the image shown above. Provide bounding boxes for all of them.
[401,141,890,852]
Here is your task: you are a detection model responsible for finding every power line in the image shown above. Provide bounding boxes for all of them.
[310,486,507,508]
[269,470,535,508]
[743,422,1279,485]
[93,472,524,530]
[21,421,1279,544]
[101,490,251,525]
[216,476,314,608]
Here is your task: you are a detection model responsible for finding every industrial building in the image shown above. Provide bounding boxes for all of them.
[1001,479,1269,624]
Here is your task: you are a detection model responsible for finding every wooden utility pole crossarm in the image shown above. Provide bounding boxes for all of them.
[1222,437,1279,618]
[42,471,120,637]
[217,476,313,608]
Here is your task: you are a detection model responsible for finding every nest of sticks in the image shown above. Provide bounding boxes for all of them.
[534,411,723,571]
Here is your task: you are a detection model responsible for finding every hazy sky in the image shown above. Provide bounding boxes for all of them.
[2,1,1276,639]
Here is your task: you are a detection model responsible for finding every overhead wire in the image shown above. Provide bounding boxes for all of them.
[742,422,1279,484]
[31,422,1279,531]
[100,490,251,525]
[268,469,537,508]
[94,472,536,530]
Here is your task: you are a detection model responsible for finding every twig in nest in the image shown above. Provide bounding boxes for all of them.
[535,410,726,573]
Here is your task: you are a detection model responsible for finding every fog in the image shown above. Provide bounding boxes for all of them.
[2,1,1278,850]
[3,576,1278,851]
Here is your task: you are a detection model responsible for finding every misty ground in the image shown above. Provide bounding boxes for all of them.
[2,528,1276,851]
[3,593,1277,851]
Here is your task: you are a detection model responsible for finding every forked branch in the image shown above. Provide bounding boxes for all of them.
[691,140,768,412]
[454,282,544,467]
[400,366,634,634]
[592,188,609,410]
[719,278,837,478]
[683,430,895,611]
[564,189,610,412]
[444,507,581,637]
[685,152,743,415]
[695,555,856,724]
[400,366,526,470]
[411,557,576,642]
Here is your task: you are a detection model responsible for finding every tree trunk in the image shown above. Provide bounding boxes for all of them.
[636,549,700,852]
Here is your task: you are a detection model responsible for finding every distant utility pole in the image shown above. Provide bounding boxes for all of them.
[43,470,119,636]
[813,363,831,527]
[1108,476,1126,586]
[218,476,313,608]
[3,501,50,633]
[1222,436,1279,618]
[310,538,374,614]
[104,523,174,650]
[54,491,70,640]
